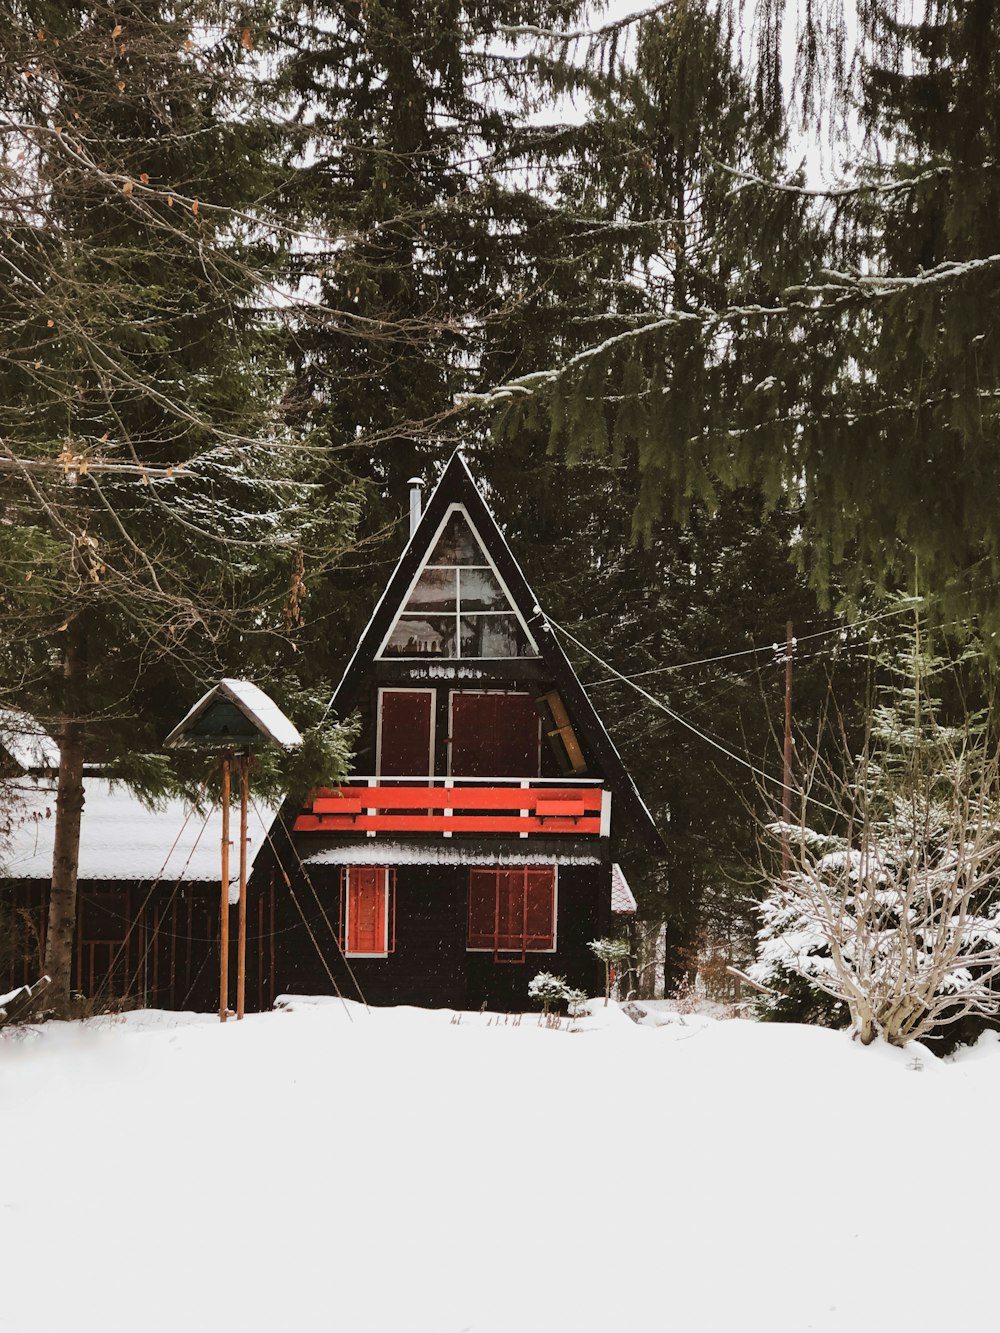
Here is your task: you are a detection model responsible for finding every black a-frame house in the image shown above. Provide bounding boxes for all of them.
[276,452,661,1010]
[0,454,662,1014]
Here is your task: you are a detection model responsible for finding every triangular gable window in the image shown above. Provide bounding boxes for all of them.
[379,508,538,659]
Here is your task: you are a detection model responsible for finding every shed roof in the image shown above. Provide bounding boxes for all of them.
[611,862,638,914]
[0,777,278,896]
[0,710,60,772]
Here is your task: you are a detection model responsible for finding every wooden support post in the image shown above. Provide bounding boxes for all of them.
[237,752,249,1020]
[220,752,231,1023]
[269,871,276,1010]
[782,620,794,878]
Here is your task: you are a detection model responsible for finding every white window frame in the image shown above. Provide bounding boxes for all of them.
[375,502,540,660]
[344,866,391,959]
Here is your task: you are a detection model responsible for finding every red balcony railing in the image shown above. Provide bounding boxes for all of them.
[294,777,610,838]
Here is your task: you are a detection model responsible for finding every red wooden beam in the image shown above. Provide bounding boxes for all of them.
[309,785,602,813]
[293,812,602,835]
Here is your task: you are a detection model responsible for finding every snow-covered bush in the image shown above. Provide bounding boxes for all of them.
[750,625,1000,1046]
[588,937,630,1006]
[528,971,570,1016]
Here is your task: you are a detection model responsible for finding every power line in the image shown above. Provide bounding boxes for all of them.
[578,595,959,688]
[546,614,846,818]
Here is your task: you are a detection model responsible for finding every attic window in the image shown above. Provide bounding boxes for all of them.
[381,508,537,659]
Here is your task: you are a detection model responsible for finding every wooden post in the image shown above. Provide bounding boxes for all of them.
[220,752,231,1023]
[782,620,794,877]
[236,752,249,1020]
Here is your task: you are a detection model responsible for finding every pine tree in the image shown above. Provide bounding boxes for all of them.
[0,0,357,1010]
[468,7,854,990]
[478,1,1000,625]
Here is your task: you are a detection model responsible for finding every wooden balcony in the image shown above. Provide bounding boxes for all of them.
[294,778,611,838]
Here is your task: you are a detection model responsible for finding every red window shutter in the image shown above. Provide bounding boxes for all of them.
[348,868,387,954]
[450,693,540,777]
[379,690,434,777]
[467,868,555,952]
[468,870,496,949]
[494,870,525,952]
[525,870,555,949]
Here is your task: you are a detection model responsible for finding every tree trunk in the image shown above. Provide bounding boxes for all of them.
[856,1011,877,1045]
[43,622,88,1014]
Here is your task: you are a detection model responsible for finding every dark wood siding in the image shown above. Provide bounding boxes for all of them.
[269,861,608,1012]
[270,865,467,1008]
[0,880,222,1012]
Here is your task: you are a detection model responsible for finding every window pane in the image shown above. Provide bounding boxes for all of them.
[348,868,387,954]
[460,614,531,658]
[428,513,481,566]
[468,871,497,949]
[384,615,456,657]
[525,870,556,949]
[405,567,456,613]
[496,870,526,951]
[459,567,507,612]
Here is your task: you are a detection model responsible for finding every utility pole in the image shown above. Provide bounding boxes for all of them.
[782,620,795,877]
[236,753,250,1020]
[219,752,231,1022]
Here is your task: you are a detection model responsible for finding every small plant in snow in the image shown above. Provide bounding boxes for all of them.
[528,971,570,1017]
[671,975,701,1015]
[564,988,589,1020]
[589,937,630,1006]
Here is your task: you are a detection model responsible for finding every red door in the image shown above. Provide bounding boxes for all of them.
[378,689,434,776]
[450,692,540,777]
[347,868,387,954]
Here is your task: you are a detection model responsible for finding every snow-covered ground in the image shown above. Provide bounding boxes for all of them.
[3,998,998,1332]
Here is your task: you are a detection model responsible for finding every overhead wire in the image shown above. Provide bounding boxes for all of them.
[545,614,848,819]
[252,796,368,1017]
[580,585,998,688]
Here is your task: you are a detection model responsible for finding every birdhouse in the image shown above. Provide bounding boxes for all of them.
[164,678,302,753]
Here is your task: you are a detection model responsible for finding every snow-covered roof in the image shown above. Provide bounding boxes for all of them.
[165,678,302,751]
[301,842,603,867]
[611,862,638,914]
[0,777,279,896]
[0,710,60,771]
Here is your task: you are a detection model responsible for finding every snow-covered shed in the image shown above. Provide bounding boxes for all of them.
[0,718,279,1010]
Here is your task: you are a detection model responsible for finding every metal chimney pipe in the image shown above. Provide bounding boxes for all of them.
[408,477,423,536]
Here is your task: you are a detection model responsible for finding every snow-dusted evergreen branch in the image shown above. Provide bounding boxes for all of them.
[497,3,672,45]
[712,156,952,200]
